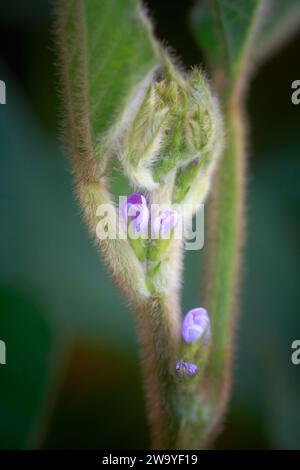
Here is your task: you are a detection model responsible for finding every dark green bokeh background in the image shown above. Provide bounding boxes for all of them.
[0,0,300,449]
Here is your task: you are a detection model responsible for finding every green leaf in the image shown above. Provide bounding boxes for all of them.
[254,0,300,63]
[56,0,157,171]
[194,0,261,82]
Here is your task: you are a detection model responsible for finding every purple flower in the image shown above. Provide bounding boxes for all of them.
[152,209,178,239]
[176,360,198,378]
[182,308,210,344]
[120,193,149,236]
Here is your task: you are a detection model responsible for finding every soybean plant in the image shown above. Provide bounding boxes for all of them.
[54,0,300,449]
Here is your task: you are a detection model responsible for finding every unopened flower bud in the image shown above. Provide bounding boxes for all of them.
[176,360,198,378]
[152,209,178,239]
[182,308,210,344]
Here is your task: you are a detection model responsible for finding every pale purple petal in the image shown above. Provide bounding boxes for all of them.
[182,308,210,344]
[129,204,149,235]
[153,209,178,238]
[119,193,149,235]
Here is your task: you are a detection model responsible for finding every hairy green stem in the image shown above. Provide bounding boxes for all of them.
[173,97,246,450]
[201,97,246,445]
[135,294,181,449]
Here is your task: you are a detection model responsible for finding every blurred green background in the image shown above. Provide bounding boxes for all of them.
[0,0,300,449]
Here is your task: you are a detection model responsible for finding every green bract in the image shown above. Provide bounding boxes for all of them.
[116,65,222,194]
